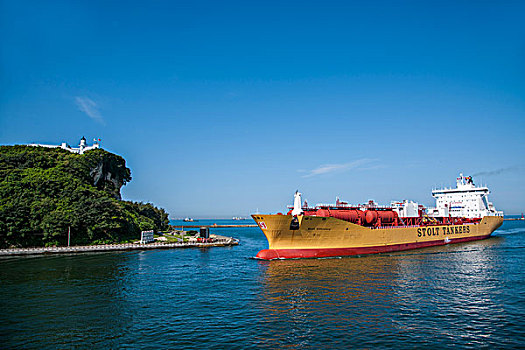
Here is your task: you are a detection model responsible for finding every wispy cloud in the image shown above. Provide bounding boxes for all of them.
[301,159,378,178]
[75,96,104,124]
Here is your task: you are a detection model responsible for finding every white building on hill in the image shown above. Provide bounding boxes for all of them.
[29,137,101,154]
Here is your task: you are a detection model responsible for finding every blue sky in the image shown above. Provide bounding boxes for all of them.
[1,0,524,217]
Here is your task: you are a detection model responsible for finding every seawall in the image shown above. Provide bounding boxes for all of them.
[0,236,239,257]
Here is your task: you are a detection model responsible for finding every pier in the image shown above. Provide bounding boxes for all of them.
[172,224,257,228]
[0,235,239,257]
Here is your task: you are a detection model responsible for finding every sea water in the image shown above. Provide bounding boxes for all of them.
[1,219,524,349]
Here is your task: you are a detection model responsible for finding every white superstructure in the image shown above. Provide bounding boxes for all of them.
[29,137,100,154]
[391,200,420,217]
[428,173,503,218]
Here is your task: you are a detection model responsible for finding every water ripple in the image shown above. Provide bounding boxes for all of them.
[1,222,524,348]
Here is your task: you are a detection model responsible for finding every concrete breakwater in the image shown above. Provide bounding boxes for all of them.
[0,236,239,257]
[172,224,257,228]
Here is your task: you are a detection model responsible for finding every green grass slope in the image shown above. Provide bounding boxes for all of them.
[0,146,169,248]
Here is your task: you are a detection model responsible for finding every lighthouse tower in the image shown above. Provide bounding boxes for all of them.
[79,136,87,152]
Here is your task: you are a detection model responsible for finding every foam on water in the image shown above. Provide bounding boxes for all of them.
[494,227,525,235]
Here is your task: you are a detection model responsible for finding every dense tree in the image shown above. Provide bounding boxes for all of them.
[0,146,169,248]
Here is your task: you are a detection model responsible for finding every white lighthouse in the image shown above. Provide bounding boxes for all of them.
[28,137,101,154]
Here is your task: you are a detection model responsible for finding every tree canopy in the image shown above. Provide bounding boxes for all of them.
[0,146,169,248]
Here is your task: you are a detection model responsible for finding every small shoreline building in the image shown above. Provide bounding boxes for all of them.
[29,137,101,154]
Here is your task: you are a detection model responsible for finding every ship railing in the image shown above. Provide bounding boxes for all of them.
[291,203,401,210]
[313,204,394,210]
[372,225,410,230]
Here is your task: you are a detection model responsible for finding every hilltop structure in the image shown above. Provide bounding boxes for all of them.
[29,137,100,154]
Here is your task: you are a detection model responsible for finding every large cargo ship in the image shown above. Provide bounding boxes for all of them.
[253,174,503,260]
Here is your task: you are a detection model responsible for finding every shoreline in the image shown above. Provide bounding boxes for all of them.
[0,235,239,257]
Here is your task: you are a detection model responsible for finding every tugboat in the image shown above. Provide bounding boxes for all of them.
[253,174,503,260]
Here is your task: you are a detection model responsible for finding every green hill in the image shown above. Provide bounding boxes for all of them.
[0,145,169,248]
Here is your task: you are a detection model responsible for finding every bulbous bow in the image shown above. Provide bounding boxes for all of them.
[255,249,280,260]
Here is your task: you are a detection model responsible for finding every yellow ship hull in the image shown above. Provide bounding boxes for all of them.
[252,214,503,260]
